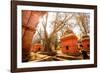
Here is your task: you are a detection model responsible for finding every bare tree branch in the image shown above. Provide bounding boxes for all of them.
[76,13,89,35]
[49,13,74,39]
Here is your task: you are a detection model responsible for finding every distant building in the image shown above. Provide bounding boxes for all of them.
[31,43,42,53]
[81,35,90,52]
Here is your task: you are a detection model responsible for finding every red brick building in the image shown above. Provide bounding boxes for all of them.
[31,43,42,53]
[81,35,90,52]
[60,30,80,56]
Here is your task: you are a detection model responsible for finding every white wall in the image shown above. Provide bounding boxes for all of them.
[0,0,99,73]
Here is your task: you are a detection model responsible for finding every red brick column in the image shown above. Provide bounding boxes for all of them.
[22,11,46,62]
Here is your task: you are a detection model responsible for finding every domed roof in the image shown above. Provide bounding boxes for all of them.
[60,29,77,40]
[81,35,89,41]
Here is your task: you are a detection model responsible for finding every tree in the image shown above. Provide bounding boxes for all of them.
[76,13,90,36]
[32,12,74,55]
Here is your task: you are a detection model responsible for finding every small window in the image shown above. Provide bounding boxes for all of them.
[87,44,90,48]
[80,45,83,48]
[66,46,69,50]
[38,48,41,51]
